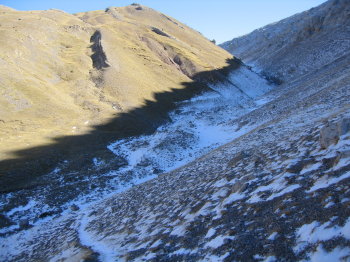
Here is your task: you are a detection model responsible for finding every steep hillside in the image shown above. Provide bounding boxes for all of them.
[0,4,233,188]
[221,0,350,82]
[2,25,350,262]
[1,1,350,261]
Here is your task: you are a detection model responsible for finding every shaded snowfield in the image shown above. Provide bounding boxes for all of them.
[108,66,271,176]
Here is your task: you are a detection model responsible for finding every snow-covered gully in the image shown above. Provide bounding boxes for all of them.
[0,65,273,256]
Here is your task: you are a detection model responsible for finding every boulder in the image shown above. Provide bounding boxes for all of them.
[337,117,350,136]
[320,122,339,149]
[319,117,350,149]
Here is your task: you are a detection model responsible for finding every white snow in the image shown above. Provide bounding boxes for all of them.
[254,254,265,259]
[143,252,157,260]
[205,228,216,239]
[300,162,322,175]
[222,192,246,205]
[308,245,350,262]
[263,256,277,262]
[211,188,229,201]
[307,171,350,192]
[205,235,234,249]
[294,218,350,253]
[324,202,334,208]
[213,178,229,188]
[48,247,82,262]
[341,198,350,203]
[203,252,230,262]
[149,239,162,248]
[267,232,278,240]
[6,200,36,216]
[78,214,119,262]
[170,248,193,255]
[266,184,300,201]
[248,174,300,203]
[170,224,187,237]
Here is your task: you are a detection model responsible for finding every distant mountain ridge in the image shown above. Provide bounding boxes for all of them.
[221,0,350,82]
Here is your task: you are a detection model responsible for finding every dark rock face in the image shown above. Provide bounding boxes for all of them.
[90,30,109,70]
[151,27,171,38]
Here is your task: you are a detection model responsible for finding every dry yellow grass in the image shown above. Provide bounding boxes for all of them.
[0,4,232,162]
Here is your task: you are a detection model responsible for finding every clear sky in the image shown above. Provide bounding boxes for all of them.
[1,0,327,44]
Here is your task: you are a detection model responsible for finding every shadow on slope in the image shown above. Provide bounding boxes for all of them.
[0,58,241,192]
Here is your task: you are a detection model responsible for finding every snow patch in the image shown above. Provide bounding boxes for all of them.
[294,218,350,253]
[78,214,119,261]
[205,235,235,249]
[7,200,36,216]
[267,232,278,240]
[308,245,350,262]
[205,228,216,239]
[307,171,350,192]
[222,192,246,205]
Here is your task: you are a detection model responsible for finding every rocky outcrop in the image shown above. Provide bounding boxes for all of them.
[90,30,109,70]
[151,27,171,38]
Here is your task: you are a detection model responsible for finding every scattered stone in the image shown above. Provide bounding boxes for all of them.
[39,211,55,218]
[320,122,339,149]
[320,117,350,149]
[70,204,80,211]
[0,214,13,228]
[19,219,29,228]
[228,151,251,167]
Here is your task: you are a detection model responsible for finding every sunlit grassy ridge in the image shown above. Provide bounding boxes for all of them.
[0,4,232,161]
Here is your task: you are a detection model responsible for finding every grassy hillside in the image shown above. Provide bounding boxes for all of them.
[0,4,234,188]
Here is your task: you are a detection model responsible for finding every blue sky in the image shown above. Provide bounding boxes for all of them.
[1,0,326,43]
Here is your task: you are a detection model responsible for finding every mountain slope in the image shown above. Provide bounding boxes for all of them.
[0,4,233,186]
[221,0,350,82]
[2,30,349,262]
[0,4,231,146]
[1,1,350,261]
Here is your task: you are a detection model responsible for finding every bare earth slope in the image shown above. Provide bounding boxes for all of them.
[221,0,350,83]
